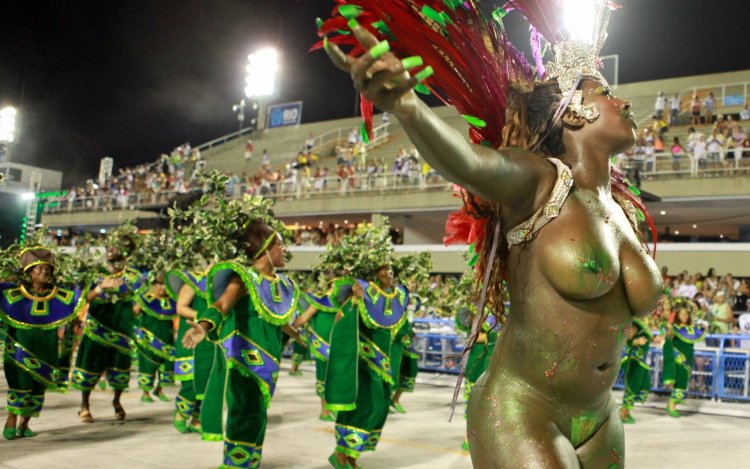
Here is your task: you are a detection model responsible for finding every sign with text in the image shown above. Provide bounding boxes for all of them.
[724,95,745,107]
[267,101,303,128]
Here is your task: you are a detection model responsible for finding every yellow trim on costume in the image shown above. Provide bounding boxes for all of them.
[23,260,53,272]
[20,284,58,302]
[367,281,398,300]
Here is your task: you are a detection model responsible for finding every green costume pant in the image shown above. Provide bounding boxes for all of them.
[136,317,176,391]
[334,365,390,458]
[4,359,46,417]
[201,345,227,441]
[662,337,693,405]
[398,351,419,392]
[291,341,308,368]
[622,345,651,409]
[315,357,327,397]
[72,336,131,391]
[221,369,265,469]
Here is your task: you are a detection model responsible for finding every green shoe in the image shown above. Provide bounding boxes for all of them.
[173,413,189,434]
[621,414,635,424]
[666,406,681,418]
[16,428,36,438]
[187,420,202,433]
[319,413,335,422]
[328,453,353,469]
[98,380,106,390]
[3,426,16,440]
[140,395,155,403]
[289,370,303,376]
[461,440,470,452]
[392,403,406,414]
[156,392,170,403]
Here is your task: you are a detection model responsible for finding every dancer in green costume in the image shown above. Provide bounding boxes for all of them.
[293,285,338,421]
[134,275,176,403]
[662,302,707,417]
[619,318,654,424]
[166,269,217,435]
[1,247,86,439]
[455,303,499,452]
[72,230,142,423]
[389,252,432,414]
[321,220,409,469]
[183,215,300,469]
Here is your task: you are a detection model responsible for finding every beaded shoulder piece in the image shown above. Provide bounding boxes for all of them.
[0,282,86,329]
[506,158,573,247]
[209,261,298,326]
[673,325,707,344]
[165,269,208,301]
[136,292,177,321]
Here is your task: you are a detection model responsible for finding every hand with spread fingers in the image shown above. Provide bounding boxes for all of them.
[324,20,429,117]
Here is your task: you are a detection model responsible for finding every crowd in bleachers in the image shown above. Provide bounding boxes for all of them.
[662,266,750,334]
[615,92,750,183]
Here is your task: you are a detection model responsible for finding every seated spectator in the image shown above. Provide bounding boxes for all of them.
[741,104,750,121]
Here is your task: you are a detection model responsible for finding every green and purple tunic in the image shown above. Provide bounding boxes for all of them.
[205,261,299,469]
[456,306,499,417]
[621,318,653,409]
[72,267,144,391]
[135,290,177,390]
[662,324,707,405]
[390,292,421,394]
[298,292,337,397]
[165,269,218,427]
[1,283,86,417]
[326,278,409,459]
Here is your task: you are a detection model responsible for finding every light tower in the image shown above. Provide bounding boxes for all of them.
[244,48,278,130]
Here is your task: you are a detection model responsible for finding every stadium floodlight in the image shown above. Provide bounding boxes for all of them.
[0,107,17,143]
[20,192,35,201]
[244,48,278,98]
[563,0,598,44]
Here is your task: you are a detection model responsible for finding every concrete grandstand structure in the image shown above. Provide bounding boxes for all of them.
[39,69,750,275]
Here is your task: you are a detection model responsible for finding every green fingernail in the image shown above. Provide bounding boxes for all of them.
[415,66,434,82]
[323,36,329,52]
[370,41,390,59]
[401,56,423,70]
[348,19,360,30]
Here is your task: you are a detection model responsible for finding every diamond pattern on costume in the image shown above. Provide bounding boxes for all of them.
[223,441,262,469]
[365,430,382,451]
[335,425,369,456]
[71,368,101,390]
[138,373,155,390]
[106,369,131,389]
[175,394,195,419]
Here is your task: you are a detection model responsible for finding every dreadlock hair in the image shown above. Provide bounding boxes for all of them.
[464,78,566,324]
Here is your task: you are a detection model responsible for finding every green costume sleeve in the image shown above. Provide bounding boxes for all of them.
[325,299,359,412]
[198,306,223,341]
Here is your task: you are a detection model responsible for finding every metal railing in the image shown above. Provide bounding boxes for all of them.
[618,147,750,181]
[45,147,749,215]
[42,170,452,214]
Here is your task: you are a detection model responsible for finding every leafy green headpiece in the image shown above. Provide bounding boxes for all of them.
[317,218,394,280]
[167,171,288,269]
[393,251,433,298]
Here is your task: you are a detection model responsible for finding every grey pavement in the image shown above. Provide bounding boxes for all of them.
[1,362,749,468]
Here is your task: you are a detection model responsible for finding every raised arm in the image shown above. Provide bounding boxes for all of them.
[325,23,554,206]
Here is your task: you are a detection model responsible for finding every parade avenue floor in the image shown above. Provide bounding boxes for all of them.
[1,362,749,468]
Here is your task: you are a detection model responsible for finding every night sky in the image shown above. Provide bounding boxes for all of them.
[1,0,748,186]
